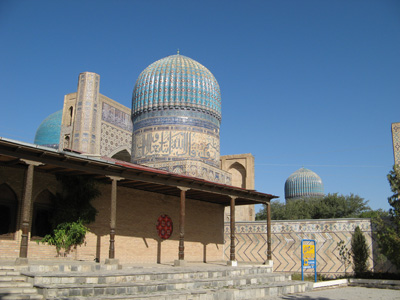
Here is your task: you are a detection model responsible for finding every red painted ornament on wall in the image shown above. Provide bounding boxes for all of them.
[156,215,173,240]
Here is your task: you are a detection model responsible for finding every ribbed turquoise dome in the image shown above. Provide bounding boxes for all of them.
[131,54,222,168]
[284,167,324,201]
[34,110,62,149]
[132,54,221,122]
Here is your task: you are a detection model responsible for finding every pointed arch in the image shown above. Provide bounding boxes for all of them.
[68,106,74,126]
[109,146,131,162]
[31,189,54,238]
[0,183,18,237]
[228,162,246,189]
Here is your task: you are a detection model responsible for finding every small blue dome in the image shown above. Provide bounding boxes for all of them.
[132,54,221,122]
[34,110,62,149]
[285,167,324,201]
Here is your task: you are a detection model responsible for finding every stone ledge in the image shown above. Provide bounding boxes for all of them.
[313,278,400,290]
[349,278,400,289]
[313,279,348,289]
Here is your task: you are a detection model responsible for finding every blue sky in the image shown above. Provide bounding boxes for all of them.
[1,0,399,211]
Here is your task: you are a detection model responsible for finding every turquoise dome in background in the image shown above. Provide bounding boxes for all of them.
[34,110,62,149]
[132,54,221,123]
[284,167,324,202]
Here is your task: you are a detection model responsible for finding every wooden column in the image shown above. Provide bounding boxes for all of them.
[175,186,190,266]
[267,201,272,261]
[17,160,42,265]
[228,196,238,266]
[105,176,123,264]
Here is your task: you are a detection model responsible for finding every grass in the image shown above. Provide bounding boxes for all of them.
[291,273,329,282]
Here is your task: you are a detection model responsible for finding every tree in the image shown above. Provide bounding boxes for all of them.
[39,175,100,256]
[51,175,100,225]
[337,240,352,274]
[39,221,89,256]
[374,166,400,270]
[351,226,369,276]
[256,193,372,220]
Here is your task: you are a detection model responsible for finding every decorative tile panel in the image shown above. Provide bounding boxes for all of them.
[102,102,133,132]
[100,123,132,157]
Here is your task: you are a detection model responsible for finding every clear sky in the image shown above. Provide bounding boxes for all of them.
[1,0,399,211]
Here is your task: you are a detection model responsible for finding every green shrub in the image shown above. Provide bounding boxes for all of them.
[39,221,89,256]
[351,226,369,276]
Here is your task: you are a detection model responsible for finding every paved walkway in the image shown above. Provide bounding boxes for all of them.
[268,286,400,300]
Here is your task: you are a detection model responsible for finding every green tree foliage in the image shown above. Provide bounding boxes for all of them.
[374,166,400,270]
[39,221,89,256]
[39,175,100,256]
[351,226,369,276]
[256,193,372,220]
[51,175,100,225]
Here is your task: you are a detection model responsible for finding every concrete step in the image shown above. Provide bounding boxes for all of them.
[0,295,44,300]
[26,266,273,285]
[0,266,44,300]
[11,263,121,274]
[36,273,293,298]
[48,281,310,300]
[0,287,39,294]
[0,271,21,276]
[0,276,27,282]
[0,281,33,288]
[0,266,16,271]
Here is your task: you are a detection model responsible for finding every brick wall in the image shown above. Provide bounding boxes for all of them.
[0,165,225,263]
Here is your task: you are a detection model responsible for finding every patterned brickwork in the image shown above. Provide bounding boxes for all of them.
[100,123,132,157]
[73,72,100,153]
[392,122,400,165]
[224,220,395,275]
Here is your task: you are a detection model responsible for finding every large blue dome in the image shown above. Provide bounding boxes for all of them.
[284,167,324,201]
[132,54,221,122]
[131,54,222,169]
[34,110,62,149]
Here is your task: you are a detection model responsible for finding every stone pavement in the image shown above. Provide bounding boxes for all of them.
[267,286,400,300]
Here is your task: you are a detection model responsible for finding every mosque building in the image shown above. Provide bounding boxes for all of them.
[34,53,256,222]
[0,53,275,264]
[284,167,324,203]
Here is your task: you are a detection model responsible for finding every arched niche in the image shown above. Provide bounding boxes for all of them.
[31,189,54,238]
[68,106,73,126]
[228,162,246,189]
[0,184,18,238]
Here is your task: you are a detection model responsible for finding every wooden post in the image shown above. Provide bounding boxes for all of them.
[17,160,42,265]
[228,196,238,266]
[105,176,123,264]
[175,187,190,266]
